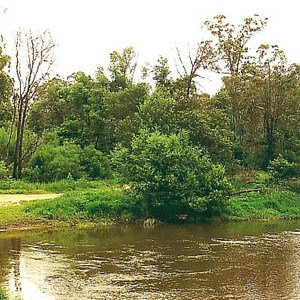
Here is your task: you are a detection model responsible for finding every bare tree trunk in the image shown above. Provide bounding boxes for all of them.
[12,92,23,178]
[11,30,55,179]
[175,40,216,99]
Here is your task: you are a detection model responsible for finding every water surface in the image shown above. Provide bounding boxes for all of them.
[1,221,300,299]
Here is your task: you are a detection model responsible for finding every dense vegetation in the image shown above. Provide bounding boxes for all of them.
[0,287,7,300]
[1,15,300,223]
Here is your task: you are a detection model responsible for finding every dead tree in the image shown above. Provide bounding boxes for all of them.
[12,30,55,179]
[175,40,217,98]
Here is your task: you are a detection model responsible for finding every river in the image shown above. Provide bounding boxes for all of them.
[1,221,300,299]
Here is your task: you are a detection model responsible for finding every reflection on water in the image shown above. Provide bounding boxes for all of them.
[1,222,300,299]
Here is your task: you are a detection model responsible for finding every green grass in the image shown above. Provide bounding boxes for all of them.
[25,187,300,224]
[0,179,132,230]
[225,190,300,221]
[0,205,35,226]
[25,190,145,224]
[0,178,117,194]
[0,287,8,300]
[2,177,300,229]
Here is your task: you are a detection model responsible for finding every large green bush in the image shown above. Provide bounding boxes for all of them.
[81,145,111,179]
[26,142,84,182]
[112,130,232,221]
[26,141,112,182]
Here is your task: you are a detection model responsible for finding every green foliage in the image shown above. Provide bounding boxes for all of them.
[81,146,111,179]
[0,128,10,160]
[24,136,112,182]
[0,47,12,128]
[26,143,84,182]
[112,130,232,221]
[1,19,300,226]
[226,191,300,221]
[28,77,67,134]
[0,286,8,300]
[25,190,144,222]
[152,56,172,87]
[108,47,138,90]
[102,82,149,149]
[0,179,42,194]
[0,160,8,180]
[268,155,299,181]
[138,89,233,166]
[138,88,178,135]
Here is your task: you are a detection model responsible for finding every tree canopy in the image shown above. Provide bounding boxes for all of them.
[1,15,300,220]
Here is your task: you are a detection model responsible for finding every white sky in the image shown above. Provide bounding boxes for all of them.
[0,0,298,94]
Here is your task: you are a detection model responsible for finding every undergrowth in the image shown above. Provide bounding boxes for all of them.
[0,287,8,300]
[25,190,145,223]
[225,190,300,221]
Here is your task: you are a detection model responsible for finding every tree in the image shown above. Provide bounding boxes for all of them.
[26,142,83,182]
[255,44,291,164]
[102,82,149,149]
[11,30,55,179]
[203,15,300,167]
[28,77,68,135]
[0,44,12,163]
[0,45,12,128]
[112,131,232,221]
[81,145,111,179]
[138,88,233,166]
[175,40,216,98]
[108,47,138,91]
[138,88,179,135]
[152,56,172,88]
[204,14,268,75]
[204,15,268,143]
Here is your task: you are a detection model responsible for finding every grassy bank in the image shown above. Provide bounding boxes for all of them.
[0,178,116,194]
[26,186,300,224]
[225,190,300,221]
[20,187,300,225]
[1,179,300,232]
[0,179,130,231]
[25,189,145,225]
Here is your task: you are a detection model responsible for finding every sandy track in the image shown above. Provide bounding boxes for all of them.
[0,194,62,206]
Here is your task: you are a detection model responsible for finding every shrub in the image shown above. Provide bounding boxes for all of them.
[268,155,299,181]
[81,145,111,179]
[112,130,232,221]
[26,142,84,182]
[0,161,8,180]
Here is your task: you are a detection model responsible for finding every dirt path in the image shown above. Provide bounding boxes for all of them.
[0,194,62,206]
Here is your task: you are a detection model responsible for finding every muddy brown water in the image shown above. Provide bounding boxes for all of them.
[1,221,300,299]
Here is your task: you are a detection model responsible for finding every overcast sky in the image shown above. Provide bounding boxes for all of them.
[0,0,298,94]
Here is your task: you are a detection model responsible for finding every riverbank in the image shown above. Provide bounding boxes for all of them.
[0,179,120,232]
[0,201,115,233]
[225,190,300,221]
[0,179,143,232]
[0,190,300,233]
[1,179,300,232]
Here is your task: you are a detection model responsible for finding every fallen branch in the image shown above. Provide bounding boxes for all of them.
[241,180,260,187]
[232,188,264,196]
